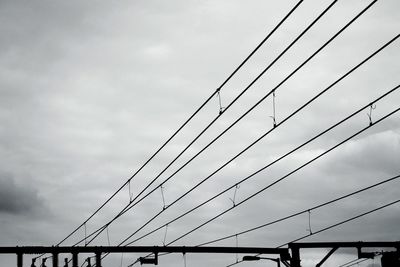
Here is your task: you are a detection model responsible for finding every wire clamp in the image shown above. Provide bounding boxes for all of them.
[163,224,169,246]
[128,180,134,203]
[307,209,313,235]
[269,90,277,128]
[229,184,240,207]
[367,103,376,126]
[217,89,225,115]
[160,184,167,210]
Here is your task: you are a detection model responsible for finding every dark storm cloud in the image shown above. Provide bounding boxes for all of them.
[0,172,42,214]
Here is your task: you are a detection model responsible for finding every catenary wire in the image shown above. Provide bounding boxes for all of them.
[55,0,305,248]
[117,0,373,220]
[73,0,308,246]
[82,0,374,247]
[123,82,400,247]
[98,0,390,264]
[129,175,400,267]
[129,172,400,266]
[93,2,386,263]
[114,25,396,249]
[76,0,338,246]
[125,87,400,267]
[159,106,400,249]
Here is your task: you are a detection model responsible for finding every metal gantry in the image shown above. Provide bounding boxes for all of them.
[2,241,399,267]
[0,245,288,267]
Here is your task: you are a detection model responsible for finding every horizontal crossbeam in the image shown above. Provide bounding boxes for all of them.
[0,246,288,255]
[289,241,400,249]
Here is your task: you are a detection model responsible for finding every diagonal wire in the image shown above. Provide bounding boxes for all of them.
[124,83,400,247]
[76,0,334,247]
[125,99,400,266]
[74,0,307,247]
[166,106,400,248]
[56,0,304,248]
[117,31,397,248]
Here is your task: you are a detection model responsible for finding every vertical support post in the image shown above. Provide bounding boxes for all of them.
[95,252,102,267]
[17,253,23,267]
[291,247,301,267]
[52,253,59,267]
[72,253,78,267]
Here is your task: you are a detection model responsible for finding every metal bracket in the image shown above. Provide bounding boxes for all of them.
[139,252,158,265]
[357,247,375,259]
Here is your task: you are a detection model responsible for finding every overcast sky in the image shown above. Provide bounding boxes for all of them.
[0,0,399,266]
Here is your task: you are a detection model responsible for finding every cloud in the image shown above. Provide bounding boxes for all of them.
[0,0,399,266]
[0,172,42,215]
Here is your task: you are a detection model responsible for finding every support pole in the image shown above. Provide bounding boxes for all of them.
[72,252,78,267]
[17,253,23,267]
[95,252,102,267]
[52,253,59,267]
[291,247,301,267]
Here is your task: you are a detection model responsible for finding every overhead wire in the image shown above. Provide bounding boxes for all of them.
[164,105,400,248]
[114,19,396,248]
[93,0,379,262]
[131,99,400,267]
[80,0,352,247]
[105,1,398,266]
[73,0,307,247]
[75,0,334,246]
[132,172,400,266]
[56,0,305,249]
[110,14,399,267]
[144,104,400,267]
[113,0,372,224]
[124,82,400,247]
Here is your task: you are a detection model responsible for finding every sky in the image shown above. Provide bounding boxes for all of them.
[0,0,399,266]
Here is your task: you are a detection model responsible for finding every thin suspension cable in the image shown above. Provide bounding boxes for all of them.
[198,173,400,246]
[165,107,400,247]
[77,0,333,246]
[124,83,400,247]
[225,200,400,267]
[116,34,397,247]
[57,0,304,247]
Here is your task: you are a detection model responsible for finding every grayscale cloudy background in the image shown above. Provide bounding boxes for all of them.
[0,0,399,266]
